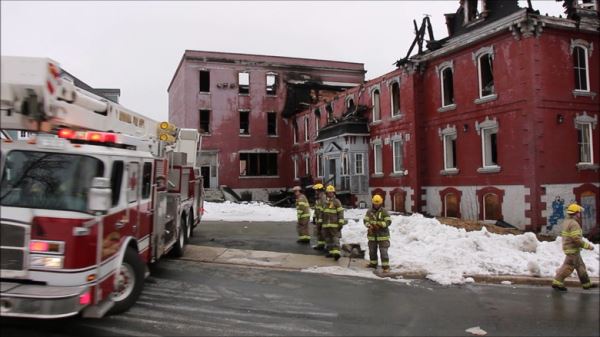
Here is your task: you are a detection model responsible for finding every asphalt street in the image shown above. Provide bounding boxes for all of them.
[2,258,598,336]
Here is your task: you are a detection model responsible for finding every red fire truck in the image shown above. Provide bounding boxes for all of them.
[0,56,204,318]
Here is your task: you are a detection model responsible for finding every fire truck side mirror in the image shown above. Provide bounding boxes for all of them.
[88,177,112,214]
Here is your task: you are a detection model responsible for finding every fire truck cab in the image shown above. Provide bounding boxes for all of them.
[0,56,204,318]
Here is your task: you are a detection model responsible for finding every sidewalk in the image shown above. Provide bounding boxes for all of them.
[181,245,599,287]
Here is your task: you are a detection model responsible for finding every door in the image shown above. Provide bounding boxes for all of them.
[393,193,406,213]
[581,191,597,233]
[201,166,210,189]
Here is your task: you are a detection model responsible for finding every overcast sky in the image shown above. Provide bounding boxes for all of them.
[1,1,565,122]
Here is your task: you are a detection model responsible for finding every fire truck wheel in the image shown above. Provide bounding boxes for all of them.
[109,247,145,315]
[171,218,187,258]
[185,212,193,242]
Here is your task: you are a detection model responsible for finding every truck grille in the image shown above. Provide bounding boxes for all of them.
[1,223,28,274]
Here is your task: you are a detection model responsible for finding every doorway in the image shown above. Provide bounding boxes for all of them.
[201,166,210,189]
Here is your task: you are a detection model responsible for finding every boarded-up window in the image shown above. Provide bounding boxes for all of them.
[393,193,406,213]
[483,193,502,220]
[444,193,459,218]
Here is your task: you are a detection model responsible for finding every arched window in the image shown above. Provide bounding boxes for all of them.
[572,45,590,92]
[441,67,454,107]
[372,89,381,122]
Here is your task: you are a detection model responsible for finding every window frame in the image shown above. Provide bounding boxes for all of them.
[572,43,590,92]
[355,153,364,175]
[238,71,250,95]
[392,140,404,174]
[239,110,250,135]
[267,112,277,136]
[390,81,401,117]
[475,117,500,173]
[266,72,278,95]
[371,89,381,122]
[199,70,210,93]
[576,122,594,164]
[373,143,383,174]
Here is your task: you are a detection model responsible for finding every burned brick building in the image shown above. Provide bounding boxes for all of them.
[169,0,599,236]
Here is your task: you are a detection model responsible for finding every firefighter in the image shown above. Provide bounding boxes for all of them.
[552,203,596,291]
[312,183,326,250]
[322,185,344,260]
[363,194,392,272]
[293,185,311,243]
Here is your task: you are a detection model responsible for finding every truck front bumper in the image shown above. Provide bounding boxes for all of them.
[0,282,88,319]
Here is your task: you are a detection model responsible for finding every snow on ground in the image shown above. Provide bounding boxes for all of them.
[203,201,600,285]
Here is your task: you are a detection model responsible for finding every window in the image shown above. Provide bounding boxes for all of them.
[305,157,310,175]
[141,162,152,199]
[392,140,404,173]
[317,154,324,177]
[267,112,277,136]
[443,134,457,170]
[390,82,400,116]
[326,104,333,122]
[478,53,494,98]
[293,122,298,144]
[341,154,349,176]
[481,128,498,167]
[293,157,298,180]
[199,70,210,93]
[573,45,589,92]
[304,117,309,141]
[577,122,593,164]
[355,153,364,175]
[372,89,381,122]
[374,143,383,174]
[238,72,250,94]
[346,97,355,110]
[239,110,250,135]
[199,110,210,134]
[441,67,455,107]
[266,72,278,95]
[239,153,278,176]
[314,109,321,133]
[111,161,124,206]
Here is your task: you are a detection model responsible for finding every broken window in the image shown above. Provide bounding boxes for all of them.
[238,72,250,94]
[266,72,278,95]
[478,53,494,97]
[443,134,457,170]
[390,82,400,116]
[573,46,589,91]
[314,109,321,133]
[464,0,480,24]
[199,70,210,93]
[239,110,250,135]
[481,127,498,167]
[441,67,455,106]
[304,117,309,142]
[239,153,277,176]
[372,89,381,122]
[326,104,333,122]
[199,110,210,134]
[267,112,277,136]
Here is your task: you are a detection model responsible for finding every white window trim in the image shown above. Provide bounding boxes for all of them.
[437,61,455,108]
[373,143,383,175]
[575,112,598,166]
[475,117,500,172]
[371,85,381,123]
[355,153,364,175]
[439,125,458,172]
[472,46,496,100]
[570,40,592,93]
[317,154,324,178]
[392,140,404,174]
[293,157,299,180]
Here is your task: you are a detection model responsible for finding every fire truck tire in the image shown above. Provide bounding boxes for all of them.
[109,247,144,315]
[186,211,194,241]
[171,217,187,258]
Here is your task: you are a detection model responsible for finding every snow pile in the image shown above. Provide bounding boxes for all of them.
[203,201,299,221]
[341,213,599,285]
[202,201,599,285]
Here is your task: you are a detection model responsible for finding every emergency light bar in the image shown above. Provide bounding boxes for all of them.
[58,128,119,144]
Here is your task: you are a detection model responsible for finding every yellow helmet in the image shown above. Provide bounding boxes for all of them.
[313,183,324,190]
[566,203,584,214]
[326,185,335,193]
[372,194,383,205]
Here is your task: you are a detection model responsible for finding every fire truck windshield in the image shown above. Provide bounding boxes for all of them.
[0,151,105,213]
